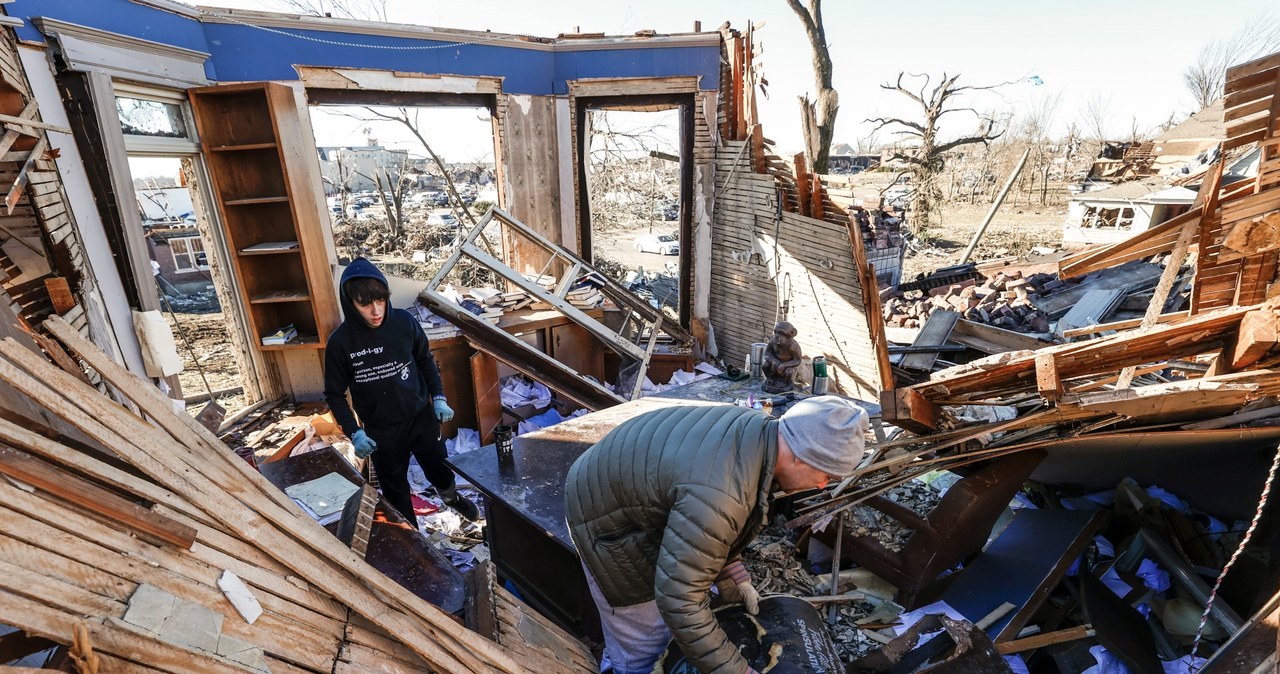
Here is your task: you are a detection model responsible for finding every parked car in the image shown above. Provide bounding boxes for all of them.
[633,233,679,255]
[428,213,460,228]
[883,185,915,209]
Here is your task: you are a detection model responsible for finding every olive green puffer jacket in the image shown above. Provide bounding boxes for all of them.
[565,404,778,674]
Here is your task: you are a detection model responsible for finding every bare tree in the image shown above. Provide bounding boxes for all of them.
[785,0,838,174]
[332,106,481,227]
[1017,93,1060,205]
[1184,14,1280,110]
[582,110,679,238]
[356,156,413,239]
[868,72,1006,234]
[268,0,389,21]
[1080,93,1112,144]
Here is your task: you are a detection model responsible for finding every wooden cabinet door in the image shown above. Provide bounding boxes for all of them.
[470,350,502,444]
[549,324,604,383]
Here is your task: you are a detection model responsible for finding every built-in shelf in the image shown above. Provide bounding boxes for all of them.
[209,142,277,152]
[249,291,311,304]
[224,196,290,206]
[239,241,300,255]
[191,80,338,373]
[259,335,322,351]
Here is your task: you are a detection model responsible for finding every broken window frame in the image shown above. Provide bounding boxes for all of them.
[168,235,209,273]
[574,93,695,328]
[1082,205,1136,230]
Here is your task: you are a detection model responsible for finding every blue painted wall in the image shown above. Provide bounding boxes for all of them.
[7,0,718,93]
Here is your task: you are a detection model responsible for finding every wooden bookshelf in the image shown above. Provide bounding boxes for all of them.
[189,82,339,360]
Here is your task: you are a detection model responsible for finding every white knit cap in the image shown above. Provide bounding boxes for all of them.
[779,396,869,476]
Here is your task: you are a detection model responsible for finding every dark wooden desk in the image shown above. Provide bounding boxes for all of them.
[447,390,733,638]
[260,448,466,615]
[446,376,875,638]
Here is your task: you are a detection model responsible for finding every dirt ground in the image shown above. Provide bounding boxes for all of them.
[163,309,250,419]
[901,200,1068,281]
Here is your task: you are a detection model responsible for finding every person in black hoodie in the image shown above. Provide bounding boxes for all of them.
[323,258,480,523]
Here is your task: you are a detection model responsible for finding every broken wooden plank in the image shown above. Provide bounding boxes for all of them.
[43,276,73,315]
[880,387,942,433]
[908,302,1259,402]
[1060,311,1190,338]
[1035,353,1063,402]
[1230,308,1280,369]
[899,310,960,371]
[0,445,194,552]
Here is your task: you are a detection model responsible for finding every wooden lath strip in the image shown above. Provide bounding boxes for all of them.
[1224,95,1274,123]
[1226,128,1269,151]
[1225,52,1280,88]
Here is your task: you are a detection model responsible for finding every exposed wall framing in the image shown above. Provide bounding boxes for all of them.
[0,30,100,351]
[710,141,884,400]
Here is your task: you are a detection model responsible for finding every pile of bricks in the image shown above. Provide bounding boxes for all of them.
[883,270,1066,333]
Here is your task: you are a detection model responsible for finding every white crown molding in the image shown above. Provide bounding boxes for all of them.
[33,17,210,88]
[193,5,718,53]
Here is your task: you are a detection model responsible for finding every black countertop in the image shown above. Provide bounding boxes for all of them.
[447,376,874,550]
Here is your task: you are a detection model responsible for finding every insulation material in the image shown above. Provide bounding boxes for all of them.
[132,309,184,377]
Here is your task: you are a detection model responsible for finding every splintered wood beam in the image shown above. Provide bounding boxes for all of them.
[1035,353,1063,401]
[6,135,46,215]
[1231,309,1280,370]
[794,152,811,217]
[43,277,74,315]
[0,445,197,549]
[880,387,942,434]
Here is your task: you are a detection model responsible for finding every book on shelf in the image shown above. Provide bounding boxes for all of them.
[240,241,299,253]
[261,323,297,346]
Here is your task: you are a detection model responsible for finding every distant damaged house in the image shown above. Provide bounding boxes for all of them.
[1063,178,1197,246]
[1063,99,1247,246]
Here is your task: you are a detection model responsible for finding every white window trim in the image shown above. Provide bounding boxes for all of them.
[113,82,201,155]
[169,235,209,274]
[32,18,209,89]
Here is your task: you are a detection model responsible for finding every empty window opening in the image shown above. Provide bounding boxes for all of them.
[576,99,692,326]
[132,155,248,415]
[306,103,498,281]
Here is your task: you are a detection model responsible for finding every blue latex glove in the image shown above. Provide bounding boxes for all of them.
[433,397,455,423]
[351,429,377,459]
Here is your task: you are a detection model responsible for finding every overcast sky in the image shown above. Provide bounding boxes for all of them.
[191,0,1278,159]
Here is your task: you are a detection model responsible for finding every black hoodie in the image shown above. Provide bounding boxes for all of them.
[323,258,445,436]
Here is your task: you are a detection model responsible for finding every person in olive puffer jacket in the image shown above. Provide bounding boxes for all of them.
[565,397,869,674]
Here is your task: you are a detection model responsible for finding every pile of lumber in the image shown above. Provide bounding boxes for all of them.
[0,314,563,673]
[884,300,1280,431]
